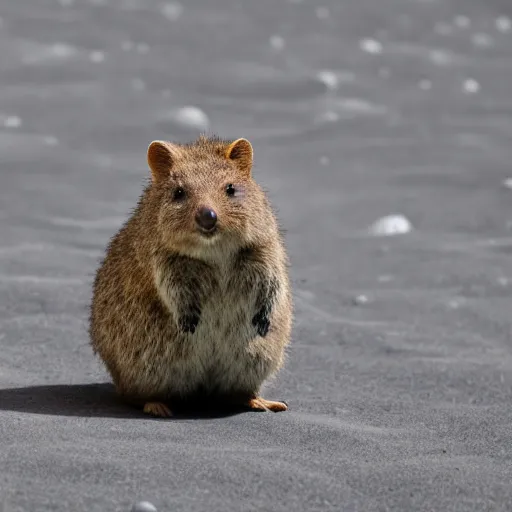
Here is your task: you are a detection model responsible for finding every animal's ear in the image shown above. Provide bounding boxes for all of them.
[225,138,253,177]
[147,140,182,183]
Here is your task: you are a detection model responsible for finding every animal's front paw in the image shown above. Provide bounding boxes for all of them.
[179,314,200,334]
[252,310,270,337]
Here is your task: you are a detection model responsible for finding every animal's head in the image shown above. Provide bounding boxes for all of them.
[146,136,270,258]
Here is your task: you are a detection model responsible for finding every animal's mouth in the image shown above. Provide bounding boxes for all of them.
[197,226,218,238]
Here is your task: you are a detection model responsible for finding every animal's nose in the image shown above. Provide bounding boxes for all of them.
[195,207,217,231]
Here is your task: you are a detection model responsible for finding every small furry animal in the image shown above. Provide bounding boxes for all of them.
[89,135,292,417]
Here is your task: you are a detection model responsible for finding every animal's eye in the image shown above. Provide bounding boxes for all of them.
[173,187,186,201]
[226,184,236,197]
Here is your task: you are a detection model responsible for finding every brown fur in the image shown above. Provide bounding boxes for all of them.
[89,135,292,417]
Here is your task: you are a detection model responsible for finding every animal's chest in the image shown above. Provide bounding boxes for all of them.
[198,268,258,346]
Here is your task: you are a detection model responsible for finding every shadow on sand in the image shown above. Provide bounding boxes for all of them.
[0,383,247,420]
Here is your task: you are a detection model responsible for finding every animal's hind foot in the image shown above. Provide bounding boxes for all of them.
[245,397,288,413]
[143,402,173,418]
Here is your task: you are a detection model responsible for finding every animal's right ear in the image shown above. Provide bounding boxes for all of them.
[147,141,182,183]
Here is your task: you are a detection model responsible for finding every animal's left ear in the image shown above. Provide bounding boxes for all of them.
[225,138,253,177]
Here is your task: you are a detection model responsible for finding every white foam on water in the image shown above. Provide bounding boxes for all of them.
[502,178,512,189]
[172,106,210,131]
[89,50,105,63]
[369,215,413,236]
[496,16,511,33]
[161,2,183,21]
[4,116,22,128]
[463,78,480,93]
[269,35,285,50]
[319,156,330,165]
[315,7,330,20]
[360,38,383,54]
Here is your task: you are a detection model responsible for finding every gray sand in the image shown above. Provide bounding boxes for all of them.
[1,0,512,510]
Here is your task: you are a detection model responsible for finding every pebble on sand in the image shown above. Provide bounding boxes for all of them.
[136,42,150,54]
[315,111,339,124]
[4,116,22,128]
[316,70,339,91]
[51,43,77,58]
[463,79,480,94]
[131,502,157,512]
[496,16,511,32]
[419,78,432,90]
[269,35,285,50]
[471,33,493,48]
[89,50,105,63]
[44,136,59,146]
[161,2,183,21]
[121,40,134,51]
[352,294,370,306]
[429,50,452,66]
[131,78,146,91]
[454,15,470,28]
[359,38,383,54]
[369,215,413,236]
[434,22,453,36]
[172,106,210,131]
[315,7,330,20]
